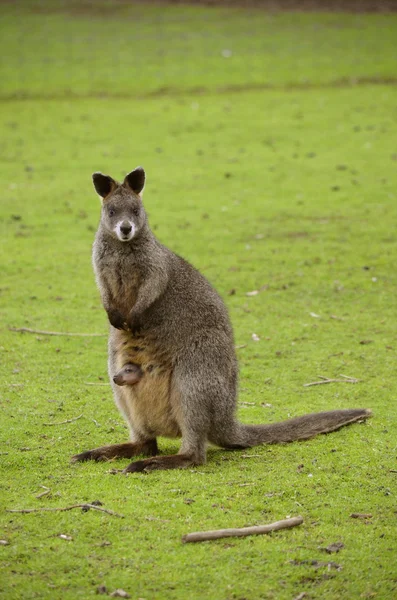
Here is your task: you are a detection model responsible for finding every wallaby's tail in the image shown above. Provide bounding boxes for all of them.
[218,409,372,448]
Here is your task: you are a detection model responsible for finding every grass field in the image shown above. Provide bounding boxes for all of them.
[1,1,397,599]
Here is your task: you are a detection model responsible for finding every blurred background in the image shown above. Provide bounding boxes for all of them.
[2,1,396,98]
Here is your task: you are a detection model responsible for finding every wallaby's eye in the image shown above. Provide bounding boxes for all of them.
[108,208,115,217]
[132,207,140,217]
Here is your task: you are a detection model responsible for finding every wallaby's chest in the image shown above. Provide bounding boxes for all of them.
[94,243,141,315]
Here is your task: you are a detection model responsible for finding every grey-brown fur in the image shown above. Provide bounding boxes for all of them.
[71,167,371,473]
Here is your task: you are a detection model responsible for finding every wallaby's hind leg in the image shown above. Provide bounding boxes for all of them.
[124,368,210,473]
[123,453,198,473]
[71,439,158,463]
[124,420,207,473]
[123,431,207,473]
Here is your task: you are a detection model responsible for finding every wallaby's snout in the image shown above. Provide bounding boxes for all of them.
[113,363,143,387]
[118,220,134,241]
[113,373,124,386]
[120,221,132,235]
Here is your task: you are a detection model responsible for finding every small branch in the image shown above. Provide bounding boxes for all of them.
[43,414,83,426]
[234,483,256,487]
[36,486,51,499]
[84,382,109,386]
[9,327,106,337]
[7,504,124,518]
[304,375,359,387]
[241,454,262,458]
[182,516,303,543]
[208,480,257,488]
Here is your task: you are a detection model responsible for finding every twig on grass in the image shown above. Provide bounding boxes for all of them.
[199,481,255,488]
[9,327,106,337]
[241,454,262,458]
[234,483,257,487]
[84,382,109,386]
[7,504,124,518]
[43,414,83,426]
[182,516,303,543]
[36,486,51,499]
[303,374,359,387]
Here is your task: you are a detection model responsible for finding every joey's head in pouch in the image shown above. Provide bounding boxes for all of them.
[92,167,147,242]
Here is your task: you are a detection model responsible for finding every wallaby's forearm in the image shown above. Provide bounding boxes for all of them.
[128,268,168,331]
[99,281,127,330]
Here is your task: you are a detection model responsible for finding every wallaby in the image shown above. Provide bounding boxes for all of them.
[113,362,143,387]
[71,167,371,473]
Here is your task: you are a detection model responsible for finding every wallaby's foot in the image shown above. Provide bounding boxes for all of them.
[113,363,143,386]
[123,453,199,474]
[71,440,158,463]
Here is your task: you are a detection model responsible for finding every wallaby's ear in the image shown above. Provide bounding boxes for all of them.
[124,167,145,196]
[92,172,116,199]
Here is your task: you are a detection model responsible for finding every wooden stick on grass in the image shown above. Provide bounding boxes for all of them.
[304,375,359,387]
[7,504,124,518]
[9,327,106,337]
[43,414,83,426]
[36,486,51,499]
[182,516,303,543]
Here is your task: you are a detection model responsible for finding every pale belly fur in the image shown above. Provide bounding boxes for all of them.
[111,329,181,439]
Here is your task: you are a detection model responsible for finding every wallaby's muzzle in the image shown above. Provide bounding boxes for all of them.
[116,220,135,241]
[120,221,132,235]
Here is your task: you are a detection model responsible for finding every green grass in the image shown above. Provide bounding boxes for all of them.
[1,2,397,599]
[1,0,397,97]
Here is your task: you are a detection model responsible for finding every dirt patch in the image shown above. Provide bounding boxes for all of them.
[22,0,397,15]
[129,0,397,13]
[1,75,396,103]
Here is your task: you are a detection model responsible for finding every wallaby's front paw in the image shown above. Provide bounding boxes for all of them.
[107,308,127,330]
[127,312,143,335]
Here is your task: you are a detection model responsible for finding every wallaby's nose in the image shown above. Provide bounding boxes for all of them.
[120,222,132,235]
[113,373,125,386]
